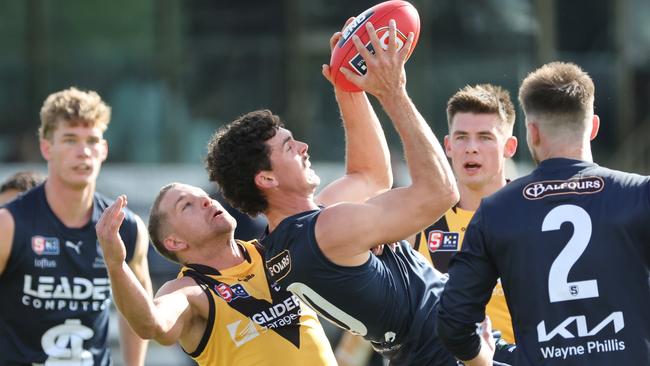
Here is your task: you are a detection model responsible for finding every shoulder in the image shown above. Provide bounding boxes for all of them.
[264,210,320,243]
[0,208,15,244]
[0,208,14,226]
[595,166,650,187]
[157,276,202,297]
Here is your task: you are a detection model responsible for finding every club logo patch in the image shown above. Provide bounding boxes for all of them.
[31,236,60,255]
[266,250,291,282]
[523,176,604,200]
[427,231,460,252]
[215,283,250,303]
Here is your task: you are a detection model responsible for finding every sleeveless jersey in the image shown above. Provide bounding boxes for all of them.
[0,184,138,366]
[261,210,457,366]
[438,158,650,365]
[415,207,514,343]
[180,240,337,366]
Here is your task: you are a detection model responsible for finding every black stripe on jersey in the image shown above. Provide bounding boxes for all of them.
[181,280,216,357]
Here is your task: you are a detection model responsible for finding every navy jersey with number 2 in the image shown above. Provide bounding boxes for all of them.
[437,158,650,365]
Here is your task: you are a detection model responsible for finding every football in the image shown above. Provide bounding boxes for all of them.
[329,0,421,92]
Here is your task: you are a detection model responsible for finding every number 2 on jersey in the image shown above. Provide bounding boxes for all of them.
[542,204,599,303]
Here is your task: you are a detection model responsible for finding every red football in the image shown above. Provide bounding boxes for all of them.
[329,1,421,92]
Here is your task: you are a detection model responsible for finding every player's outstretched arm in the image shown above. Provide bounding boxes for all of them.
[0,209,15,277]
[96,196,203,347]
[118,215,153,365]
[317,20,458,265]
[318,23,392,206]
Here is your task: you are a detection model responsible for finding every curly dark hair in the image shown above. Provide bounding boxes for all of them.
[205,109,283,216]
[0,171,45,193]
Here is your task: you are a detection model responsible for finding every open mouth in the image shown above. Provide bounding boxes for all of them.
[464,162,482,171]
[212,210,223,218]
[73,164,92,173]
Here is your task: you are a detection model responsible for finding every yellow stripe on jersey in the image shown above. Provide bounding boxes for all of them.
[416,209,515,343]
[182,240,337,366]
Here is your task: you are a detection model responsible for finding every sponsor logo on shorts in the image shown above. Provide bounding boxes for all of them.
[31,236,60,256]
[266,250,291,282]
[523,177,604,200]
[427,231,460,252]
[215,283,250,303]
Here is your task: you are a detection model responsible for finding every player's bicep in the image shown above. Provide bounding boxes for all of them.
[317,188,445,258]
[0,209,15,276]
[152,280,205,345]
[316,173,389,207]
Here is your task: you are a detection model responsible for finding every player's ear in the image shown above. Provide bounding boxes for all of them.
[39,138,52,161]
[255,171,278,190]
[443,135,451,158]
[164,236,188,253]
[503,136,518,159]
[589,115,600,141]
[101,139,108,161]
[527,122,540,146]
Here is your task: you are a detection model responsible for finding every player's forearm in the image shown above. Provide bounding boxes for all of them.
[378,91,458,207]
[119,315,148,366]
[436,312,483,362]
[107,262,164,339]
[336,90,392,190]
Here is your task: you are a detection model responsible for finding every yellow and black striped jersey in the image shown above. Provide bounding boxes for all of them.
[414,207,514,343]
[180,240,337,366]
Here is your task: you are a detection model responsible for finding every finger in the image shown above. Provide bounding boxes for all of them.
[339,67,363,88]
[342,16,355,31]
[322,64,332,83]
[398,31,415,61]
[351,34,373,64]
[387,19,398,53]
[329,31,342,51]
[365,22,382,54]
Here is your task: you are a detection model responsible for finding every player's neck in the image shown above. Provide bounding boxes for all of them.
[44,178,95,228]
[264,192,318,232]
[538,139,593,163]
[457,177,507,211]
[189,237,245,270]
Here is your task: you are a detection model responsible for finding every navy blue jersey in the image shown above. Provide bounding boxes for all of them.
[261,209,456,366]
[438,158,650,365]
[0,184,138,366]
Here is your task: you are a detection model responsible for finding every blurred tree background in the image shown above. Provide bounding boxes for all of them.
[1,0,649,171]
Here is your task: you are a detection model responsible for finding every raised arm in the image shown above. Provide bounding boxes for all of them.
[316,26,392,207]
[316,20,458,265]
[118,215,153,365]
[96,196,207,350]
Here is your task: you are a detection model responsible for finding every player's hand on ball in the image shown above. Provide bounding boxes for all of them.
[340,20,414,99]
[96,195,128,268]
